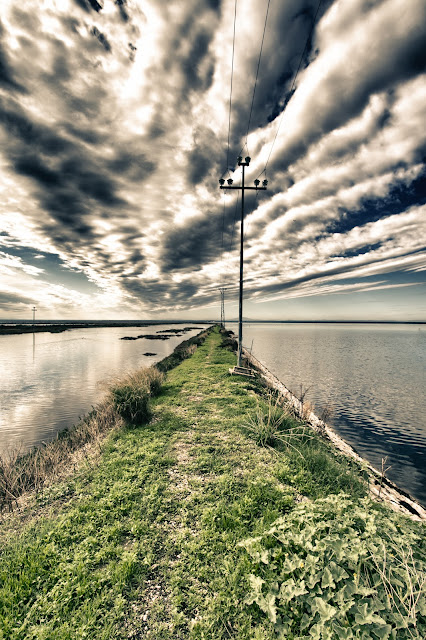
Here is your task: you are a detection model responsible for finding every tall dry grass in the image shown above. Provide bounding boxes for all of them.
[0,399,120,514]
[0,366,164,514]
[109,366,164,425]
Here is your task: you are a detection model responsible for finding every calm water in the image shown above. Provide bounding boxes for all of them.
[1,322,425,507]
[232,323,426,507]
[0,325,207,453]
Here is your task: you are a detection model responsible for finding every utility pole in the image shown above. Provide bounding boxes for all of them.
[219,288,225,328]
[219,156,267,370]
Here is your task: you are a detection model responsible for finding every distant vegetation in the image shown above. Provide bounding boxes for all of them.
[0,322,209,336]
[120,327,205,340]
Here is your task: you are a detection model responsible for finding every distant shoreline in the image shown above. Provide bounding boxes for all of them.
[0,319,424,336]
[0,321,212,336]
[226,320,426,324]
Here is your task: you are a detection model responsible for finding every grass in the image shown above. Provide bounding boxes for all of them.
[0,327,424,639]
[110,367,164,424]
[0,329,208,514]
[0,399,122,513]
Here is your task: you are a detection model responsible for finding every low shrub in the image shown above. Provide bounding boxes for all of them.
[110,385,151,424]
[109,366,164,425]
[218,328,238,352]
[239,494,426,639]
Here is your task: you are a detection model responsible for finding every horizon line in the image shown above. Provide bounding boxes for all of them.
[1,319,425,325]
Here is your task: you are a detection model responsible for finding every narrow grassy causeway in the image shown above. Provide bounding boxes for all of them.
[1,328,424,639]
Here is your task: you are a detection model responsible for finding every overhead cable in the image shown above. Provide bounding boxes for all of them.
[226,0,238,175]
[258,0,323,178]
[245,0,272,151]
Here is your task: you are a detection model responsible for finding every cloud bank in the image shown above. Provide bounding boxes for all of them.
[0,0,425,319]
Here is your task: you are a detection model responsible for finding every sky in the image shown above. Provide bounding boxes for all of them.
[0,0,425,322]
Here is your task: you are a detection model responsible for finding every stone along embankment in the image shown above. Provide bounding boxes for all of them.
[244,347,426,521]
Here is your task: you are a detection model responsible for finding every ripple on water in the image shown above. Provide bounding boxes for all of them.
[236,322,426,507]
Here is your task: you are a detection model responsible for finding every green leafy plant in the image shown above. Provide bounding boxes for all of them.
[239,494,426,639]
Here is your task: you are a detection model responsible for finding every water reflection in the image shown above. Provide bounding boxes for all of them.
[0,325,207,453]
[232,323,426,507]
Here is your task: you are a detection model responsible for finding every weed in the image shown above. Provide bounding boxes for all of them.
[319,399,335,424]
[244,394,286,446]
[368,541,426,637]
[244,393,311,456]
[111,384,151,424]
[110,367,164,425]
[378,455,392,498]
[239,494,426,639]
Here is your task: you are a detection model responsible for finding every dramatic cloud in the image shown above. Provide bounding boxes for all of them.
[0,0,425,320]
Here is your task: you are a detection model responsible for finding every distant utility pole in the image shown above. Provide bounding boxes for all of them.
[219,288,226,328]
[32,306,36,327]
[219,156,268,368]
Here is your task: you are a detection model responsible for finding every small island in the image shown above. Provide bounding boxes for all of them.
[120,327,205,341]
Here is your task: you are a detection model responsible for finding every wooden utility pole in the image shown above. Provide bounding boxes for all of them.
[219,156,268,370]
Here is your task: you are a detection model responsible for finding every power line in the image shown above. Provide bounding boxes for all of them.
[258,0,323,178]
[221,1,270,301]
[245,0,272,150]
[235,0,272,163]
[218,1,272,311]
[226,0,238,175]
[219,0,238,289]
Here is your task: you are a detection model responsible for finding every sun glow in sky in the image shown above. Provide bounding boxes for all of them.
[0,0,425,321]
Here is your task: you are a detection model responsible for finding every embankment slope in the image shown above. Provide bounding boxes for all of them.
[0,327,424,639]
